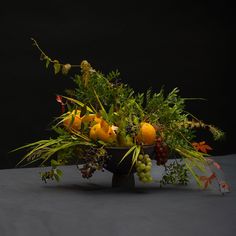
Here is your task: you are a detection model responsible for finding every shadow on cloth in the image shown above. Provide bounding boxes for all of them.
[42,182,206,195]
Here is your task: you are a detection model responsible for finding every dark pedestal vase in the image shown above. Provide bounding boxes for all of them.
[104,145,156,188]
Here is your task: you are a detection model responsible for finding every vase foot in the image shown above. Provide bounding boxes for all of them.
[112,173,135,189]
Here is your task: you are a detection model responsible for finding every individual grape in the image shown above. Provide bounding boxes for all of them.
[80,164,96,179]
[140,163,146,170]
[147,161,152,167]
[141,177,148,183]
[137,160,142,166]
[145,166,151,172]
[138,154,144,160]
[144,154,149,159]
[143,154,149,162]
[148,176,153,183]
[138,172,145,178]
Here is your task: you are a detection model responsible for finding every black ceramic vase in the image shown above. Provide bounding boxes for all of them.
[104,145,156,188]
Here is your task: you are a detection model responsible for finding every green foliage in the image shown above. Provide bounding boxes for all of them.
[208,125,225,141]
[145,88,195,150]
[31,38,73,75]
[40,165,63,183]
[53,60,61,74]
[12,39,226,189]
[71,70,134,113]
[14,134,95,168]
[160,161,189,186]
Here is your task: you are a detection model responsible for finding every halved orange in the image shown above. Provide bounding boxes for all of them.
[89,122,117,144]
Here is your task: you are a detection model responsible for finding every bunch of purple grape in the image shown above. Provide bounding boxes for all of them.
[79,163,97,179]
[77,146,108,179]
[156,137,169,165]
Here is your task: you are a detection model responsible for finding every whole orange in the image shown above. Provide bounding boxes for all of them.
[63,110,82,131]
[136,122,156,145]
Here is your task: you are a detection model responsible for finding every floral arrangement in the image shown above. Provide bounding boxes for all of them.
[13,39,230,193]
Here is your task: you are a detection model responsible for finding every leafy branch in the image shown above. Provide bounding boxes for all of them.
[31,38,79,74]
[160,160,189,186]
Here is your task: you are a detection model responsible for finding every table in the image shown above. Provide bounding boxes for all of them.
[0,155,236,236]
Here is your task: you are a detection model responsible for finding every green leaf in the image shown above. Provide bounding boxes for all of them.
[70,113,75,126]
[128,145,141,174]
[45,58,50,68]
[69,130,92,142]
[93,88,106,113]
[80,104,87,117]
[184,160,203,188]
[56,169,63,177]
[54,62,61,74]
[62,96,93,113]
[118,145,136,165]
[51,159,59,168]
[14,139,60,167]
[97,140,107,146]
[54,174,60,182]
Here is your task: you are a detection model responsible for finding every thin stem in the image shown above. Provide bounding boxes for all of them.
[184,110,203,124]
[31,37,81,67]
[183,98,207,101]
[31,37,46,56]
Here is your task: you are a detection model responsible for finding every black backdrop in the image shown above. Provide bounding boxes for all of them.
[1,1,235,169]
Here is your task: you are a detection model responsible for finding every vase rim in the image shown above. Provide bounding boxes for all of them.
[105,144,155,150]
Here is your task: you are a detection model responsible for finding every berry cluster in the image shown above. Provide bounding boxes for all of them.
[156,137,169,165]
[160,161,189,186]
[77,147,107,179]
[79,163,97,179]
[135,154,153,183]
[125,123,138,137]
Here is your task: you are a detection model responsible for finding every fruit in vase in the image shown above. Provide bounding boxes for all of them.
[156,137,169,165]
[135,154,153,183]
[136,122,156,145]
[89,120,117,144]
[117,132,134,146]
[63,109,82,131]
[81,114,102,125]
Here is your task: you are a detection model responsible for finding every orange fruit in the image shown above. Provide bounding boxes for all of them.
[136,122,156,145]
[89,122,117,144]
[63,110,82,131]
[89,123,100,140]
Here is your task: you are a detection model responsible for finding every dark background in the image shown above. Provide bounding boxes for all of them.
[1,1,235,169]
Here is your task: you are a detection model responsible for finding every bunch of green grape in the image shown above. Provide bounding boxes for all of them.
[135,154,153,183]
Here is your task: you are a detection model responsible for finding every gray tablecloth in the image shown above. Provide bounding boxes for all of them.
[0,155,235,236]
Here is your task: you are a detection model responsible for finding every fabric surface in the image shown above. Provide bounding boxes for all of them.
[0,155,235,236]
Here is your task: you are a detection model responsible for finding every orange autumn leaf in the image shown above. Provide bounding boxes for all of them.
[199,172,216,189]
[56,95,66,113]
[192,141,213,153]
[219,181,230,192]
[207,157,222,170]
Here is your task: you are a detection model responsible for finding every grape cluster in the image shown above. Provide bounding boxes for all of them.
[77,146,107,179]
[125,123,138,137]
[79,163,97,179]
[156,137,169,165]
[135,154,153,183]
